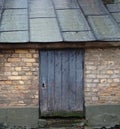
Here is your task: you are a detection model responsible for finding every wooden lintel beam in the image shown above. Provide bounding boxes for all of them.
[0,42,120,49]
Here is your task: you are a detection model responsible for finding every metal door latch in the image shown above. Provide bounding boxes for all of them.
[42,82,46,88]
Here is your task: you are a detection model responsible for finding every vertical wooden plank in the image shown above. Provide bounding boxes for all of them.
[47,51,55,111]
[68,50,76,111]
[61,50,69,111]
[40,51,48,113]
[76,50,84,111]
[40,49,84,116]
[54,51,62,111]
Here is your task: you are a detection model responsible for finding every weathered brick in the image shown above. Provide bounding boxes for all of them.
[15,67,22,71]
[107,70,113,74]
[113,78,120,82]
[85,48,120,105]
[26,54,32,58]
[8,76,21,80]
[25,72,32,76]
[22,67,31,71]
[93,79,99,83]
[15,50,29,53]
[8,58,21,62]
[86,74,96,78]
[92,97,99,101]
[107,79,113,83]
[26,63,33,66]
[100,79,107,83]
[0,49,39,107]
[5,63,11,67]
[22,58,36,63]
[86,66,96,70]
[33,54,39,58]
[11,72,18,75]
[5,81,12,85]
[4,72,11,76]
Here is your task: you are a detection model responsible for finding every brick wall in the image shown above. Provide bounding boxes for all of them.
[0,49,39,107]
[1,48,120,108]
[85,48,120,106]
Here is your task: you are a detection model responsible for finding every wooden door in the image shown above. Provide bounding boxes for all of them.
[39,50,84,117]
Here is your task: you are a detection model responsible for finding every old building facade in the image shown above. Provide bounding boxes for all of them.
[0,0,120,127]
[0,48,120,127]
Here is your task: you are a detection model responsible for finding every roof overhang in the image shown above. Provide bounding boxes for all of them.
[0,41,120,49]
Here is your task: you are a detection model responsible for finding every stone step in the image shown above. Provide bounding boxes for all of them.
[38,118,86,128]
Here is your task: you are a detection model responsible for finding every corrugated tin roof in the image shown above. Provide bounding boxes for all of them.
[0,0,120,43]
